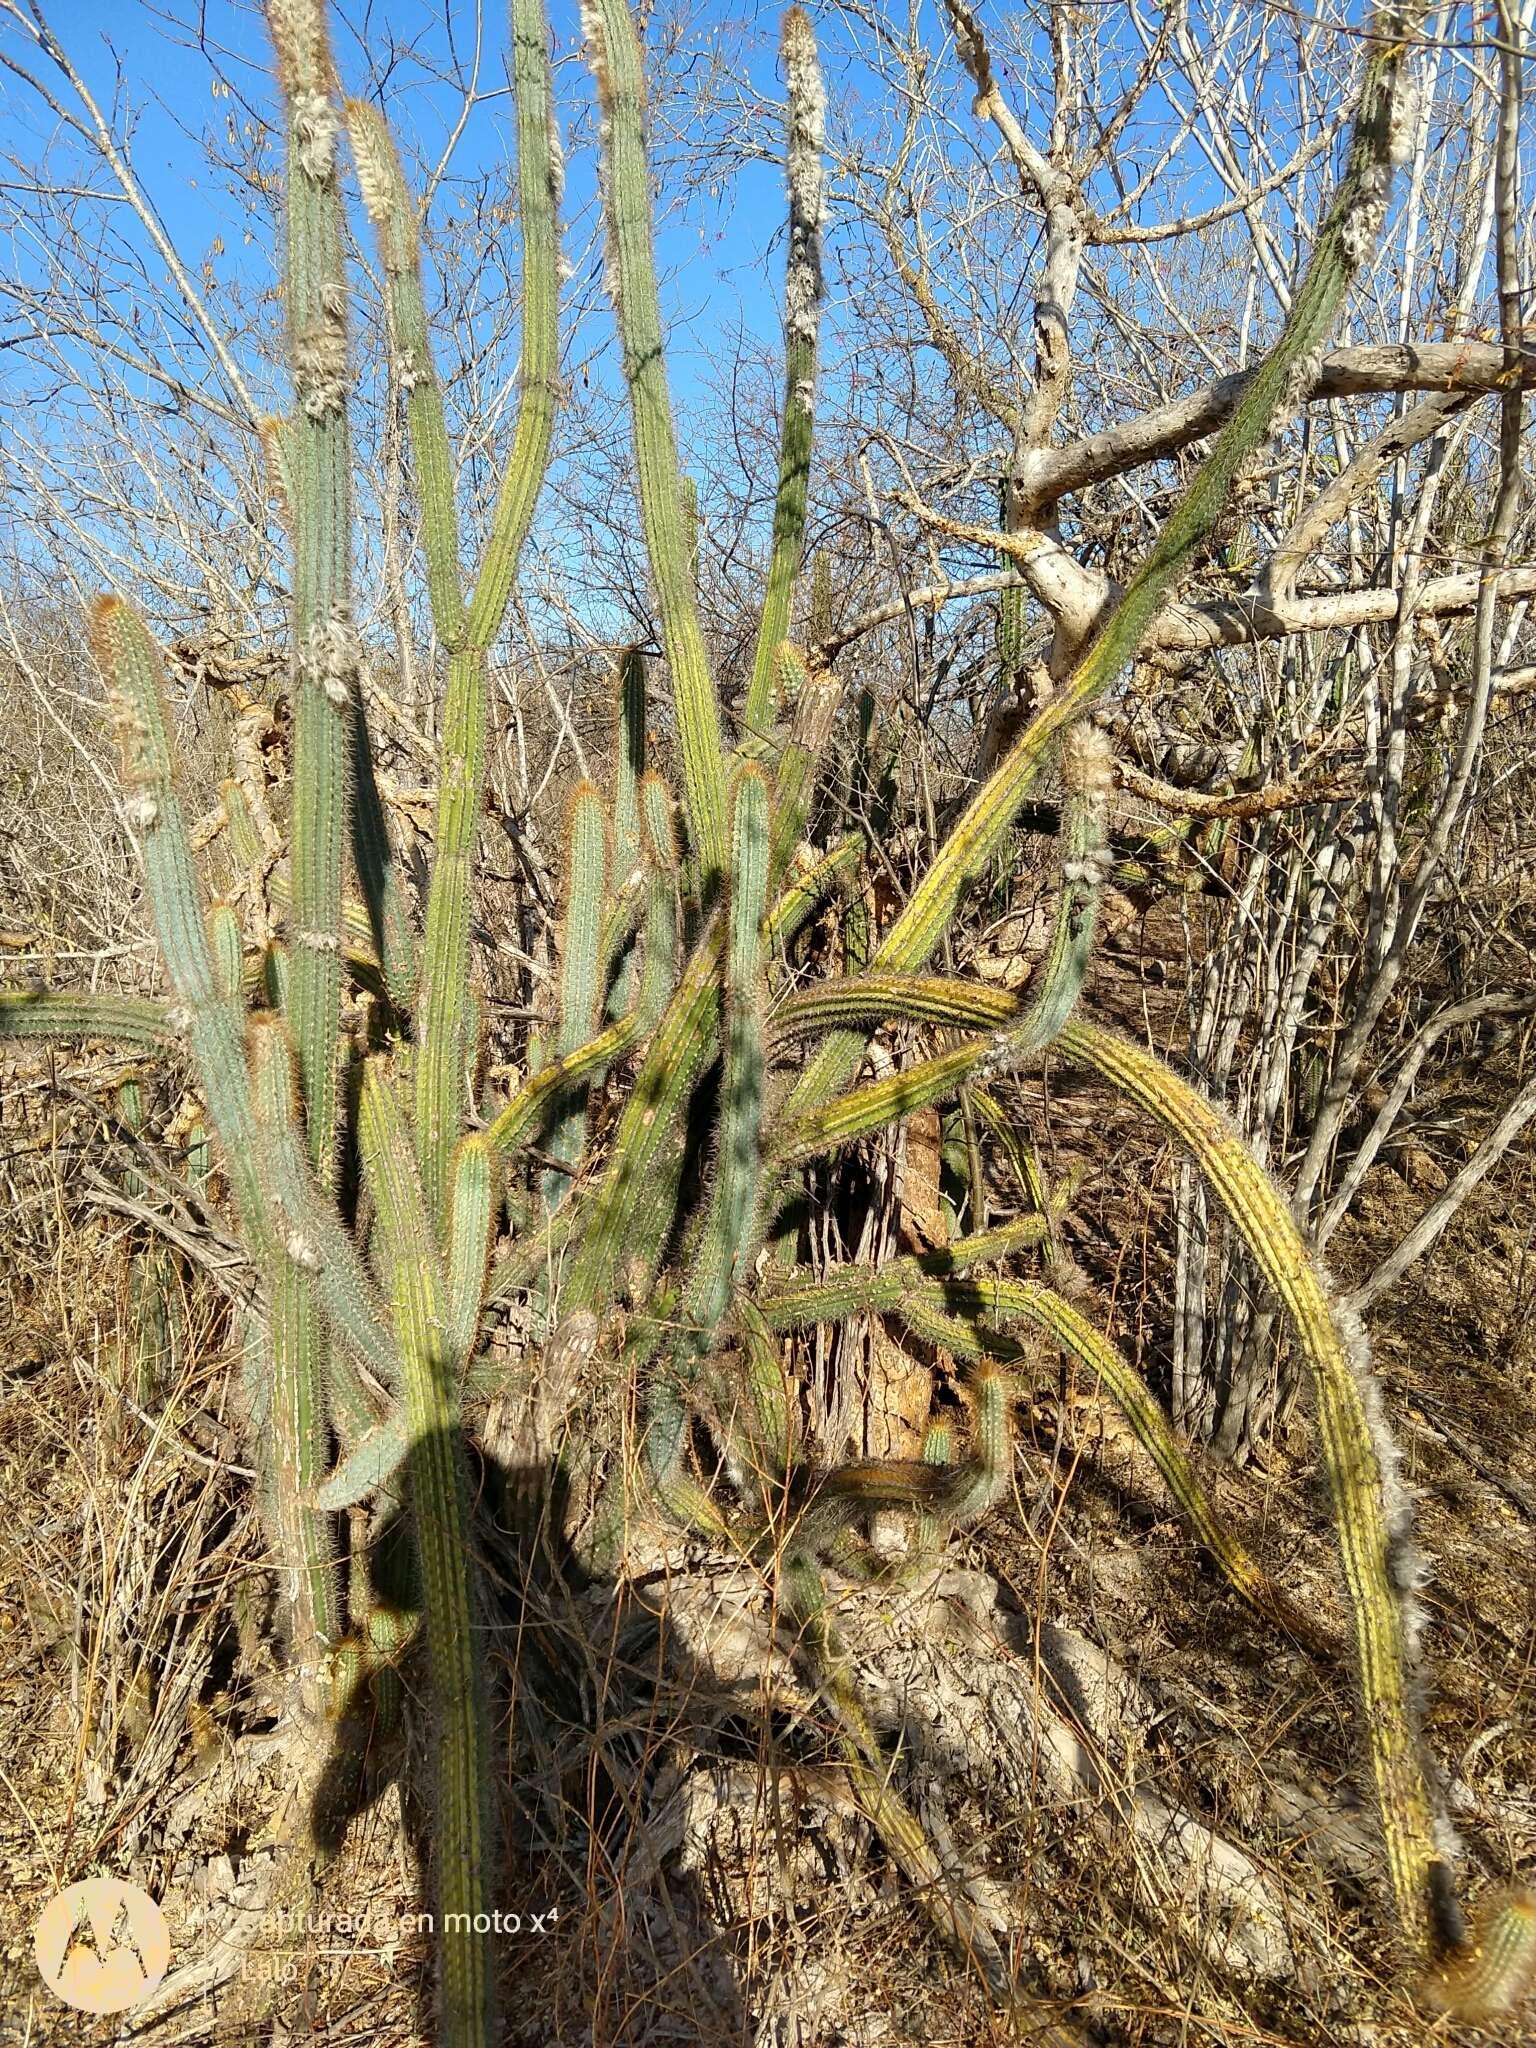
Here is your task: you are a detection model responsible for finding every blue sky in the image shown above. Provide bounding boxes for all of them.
[26,1,797,411]
[5,0,1505,629]
[0,1,844,629]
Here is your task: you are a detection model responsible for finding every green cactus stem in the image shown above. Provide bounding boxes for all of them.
[560,912,724,1315]
[607,647,648,1013]
[581,0,728,888]
[90,600,273,1284]
[345,95,465,646]
[447,1134,496,1366]
[413,0,560,1222]
[975,721,1113,1072]
[541,783,607,1212]
[764,833,863,955]
[771,974,1016,1042]
[249,1015,400,1398]
[358,1060,493,2047]
[678,766,769,1351]
[0,991,175,1050]
[208,900,247,1005]
[778,1044,985,1166]
[767,651,843,887]
[348,685,420,1011]
[485,1012,640,1162]
[251,1017,344,1684]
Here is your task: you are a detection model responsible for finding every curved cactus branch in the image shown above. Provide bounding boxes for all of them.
[1054,1016,1446,1960]
[764,833,862,954]
[0,990,175,1049]
[484,1013,640,1162]
[777,1045,985,1165]
[758,1259,1329,1656]
[771,974,1016,1041]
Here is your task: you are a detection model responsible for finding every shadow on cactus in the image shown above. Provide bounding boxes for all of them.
[4,1,1533,2041]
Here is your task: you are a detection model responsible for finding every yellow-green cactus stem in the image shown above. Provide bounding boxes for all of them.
[1055,1016,1447,1959]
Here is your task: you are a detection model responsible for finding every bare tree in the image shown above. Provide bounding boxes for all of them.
[686,0,1536,1453]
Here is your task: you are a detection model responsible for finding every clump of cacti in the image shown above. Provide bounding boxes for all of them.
[5,1,1533,2039]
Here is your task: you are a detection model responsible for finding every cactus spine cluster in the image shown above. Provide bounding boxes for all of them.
[6,1,1532,2035]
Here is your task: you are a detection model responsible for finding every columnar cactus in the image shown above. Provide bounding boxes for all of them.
[5,1,1532,2037]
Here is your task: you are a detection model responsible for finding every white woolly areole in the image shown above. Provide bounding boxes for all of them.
[578,0,609,101]
[1061,720,1116,800]
[348,107,396,225]
[294,327,349,421]
[782,9,825,353]
[1328,1268,1430,1672]
[124,793,160,831]
[1388,75,1420,167]
[292,88,339,182]
[286,1229,322,1271]
[546,109,566,211]
[1265,338,1329,449]
[1062,848,1113,888]
[303,608,361,705]
[268,0,329,96]
[783,12,826,203]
